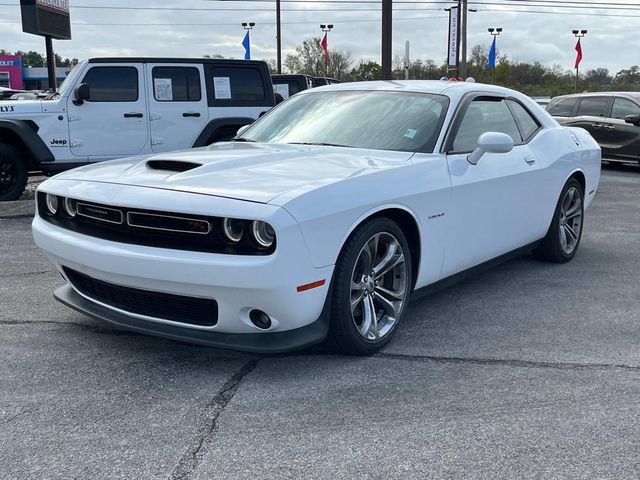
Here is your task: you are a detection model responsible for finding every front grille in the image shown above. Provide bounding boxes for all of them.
[64,268,218,327]
[37,193,275,255]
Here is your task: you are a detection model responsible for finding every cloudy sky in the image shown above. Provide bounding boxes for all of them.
[1,0,639,75]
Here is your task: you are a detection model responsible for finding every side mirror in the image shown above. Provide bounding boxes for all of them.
[624,114,640,126]
[236,124,251,137]
[73,83,90,105]
[467,132,514,165]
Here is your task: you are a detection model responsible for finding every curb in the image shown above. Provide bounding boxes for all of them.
[0,199,35,219]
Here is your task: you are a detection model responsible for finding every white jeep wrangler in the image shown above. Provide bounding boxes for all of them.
[0,57,276,201]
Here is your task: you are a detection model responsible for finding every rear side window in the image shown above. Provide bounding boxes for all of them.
[507,100,540,141]
[211,67,265,102]
[577,97,610,117]
[152,67,201,102]
[81,66,138,102]
[547,97,578,117]
[611,97,640,119]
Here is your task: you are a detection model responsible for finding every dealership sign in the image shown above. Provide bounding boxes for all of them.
[20,0,71,40]
[447,6,459,68]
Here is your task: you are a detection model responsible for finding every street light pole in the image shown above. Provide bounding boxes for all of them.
[242,22,255,60]
[382,0,392,80]
[461,0,467,78]
[488,27,502,85]
[572,29,587,93]
[276,0,282,73]
[320,24,333,78]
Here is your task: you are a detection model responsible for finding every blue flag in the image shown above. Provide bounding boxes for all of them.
[242,31,250,60]
[487,37,496,69]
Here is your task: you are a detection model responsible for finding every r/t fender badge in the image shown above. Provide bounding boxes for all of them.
[428,212,445,220]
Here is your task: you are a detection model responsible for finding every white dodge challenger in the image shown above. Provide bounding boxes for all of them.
[33,81,601,355]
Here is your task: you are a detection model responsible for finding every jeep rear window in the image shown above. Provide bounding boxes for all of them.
[152,67,201,102]
[211,67,265,102]
[81,66,138,102]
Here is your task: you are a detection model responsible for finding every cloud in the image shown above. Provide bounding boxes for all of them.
[0,0,637,75]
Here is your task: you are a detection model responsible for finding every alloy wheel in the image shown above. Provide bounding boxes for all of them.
[559,186,583,255]
[350,232,408,340]
[0,158,17,196]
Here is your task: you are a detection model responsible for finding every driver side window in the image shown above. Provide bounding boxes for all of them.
[453,97,522,153]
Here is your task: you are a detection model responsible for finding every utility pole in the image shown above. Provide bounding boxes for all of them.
[460,0,467,78]
[382,0,392,80]
[276,0,282,73]
[404,41,410,80]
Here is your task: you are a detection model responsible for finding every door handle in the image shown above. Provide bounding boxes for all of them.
[591,123,602,128]
[124,112,144,118]
[525,156,536,165]
[182,112,201,118]
[603,124,615,130]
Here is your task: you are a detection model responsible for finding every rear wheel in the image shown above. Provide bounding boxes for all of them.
[327,218,412,355]
[0,144,28,202]
[533,178,584,263]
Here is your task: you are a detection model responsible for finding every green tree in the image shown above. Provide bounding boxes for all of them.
[284,37,352,80]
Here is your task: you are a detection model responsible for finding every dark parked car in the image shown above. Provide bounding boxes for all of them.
[271,74,315,100]
[313,77,341,86]
[547,92,640,164]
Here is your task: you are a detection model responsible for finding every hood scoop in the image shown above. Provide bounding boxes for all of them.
[146,160,202,173]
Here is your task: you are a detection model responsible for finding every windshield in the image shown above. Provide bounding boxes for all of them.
[55,62,83,97]
[239,90,449,153]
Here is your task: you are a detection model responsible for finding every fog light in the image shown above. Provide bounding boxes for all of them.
[45,193,59,215]
[249,309,272,330]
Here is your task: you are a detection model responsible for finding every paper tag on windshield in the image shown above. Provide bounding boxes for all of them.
[213,77,232,99]
[404,129,417,139]
[274,83,290,99]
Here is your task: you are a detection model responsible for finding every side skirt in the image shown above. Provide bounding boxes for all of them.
[411,241,541,301]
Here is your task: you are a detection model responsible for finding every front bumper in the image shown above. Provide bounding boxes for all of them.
[55,284,329,353]
[32,181,334,351]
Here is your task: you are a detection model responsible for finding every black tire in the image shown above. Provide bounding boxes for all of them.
[327,217,413,355]
[207,126,242,145]
[533,178,584,263]
[0,144,28,202]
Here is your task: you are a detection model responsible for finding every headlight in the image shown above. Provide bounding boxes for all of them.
[251,221,275,248]
[63,197,77,217]
[222,217,245,243]
[45,193,59,215]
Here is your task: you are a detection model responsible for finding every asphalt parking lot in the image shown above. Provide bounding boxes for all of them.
[1,165,639,479]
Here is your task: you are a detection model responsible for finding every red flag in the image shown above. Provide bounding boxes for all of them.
[321,33,329,63]
[574,38,583,69]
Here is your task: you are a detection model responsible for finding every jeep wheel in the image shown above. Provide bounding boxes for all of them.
[0,144,28,202]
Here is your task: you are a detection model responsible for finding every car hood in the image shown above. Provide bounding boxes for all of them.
[0,99,43,114]
[52,142,414,204]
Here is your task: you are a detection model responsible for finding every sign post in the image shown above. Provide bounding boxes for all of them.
[20,0,71,91]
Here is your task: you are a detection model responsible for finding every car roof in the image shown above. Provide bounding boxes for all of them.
[552,91,640,101]
[87,57,267,67]
[310,80,522,97]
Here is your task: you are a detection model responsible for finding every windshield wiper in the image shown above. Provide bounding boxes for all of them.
[286,142,352,148]
[231,138,255,142]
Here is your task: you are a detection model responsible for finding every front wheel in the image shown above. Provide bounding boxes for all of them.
[0,144,28,202]
[327,218,413,355]
[533,178,584,263]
